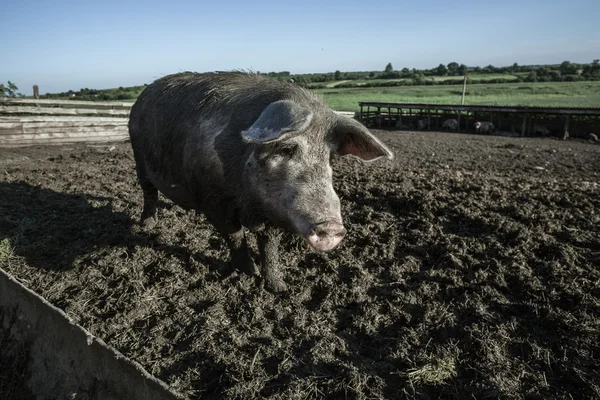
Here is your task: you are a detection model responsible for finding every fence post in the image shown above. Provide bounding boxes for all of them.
[33,85,39,99]
[563,115,570,140]
[461,74,467,105]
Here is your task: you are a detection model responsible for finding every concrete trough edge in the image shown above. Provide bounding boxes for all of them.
[0,267,185,400]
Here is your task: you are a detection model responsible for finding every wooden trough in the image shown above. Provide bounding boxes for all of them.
[0,267,183,399]
[0,98,132,147]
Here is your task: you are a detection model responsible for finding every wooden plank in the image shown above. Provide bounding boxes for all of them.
[24,122,127,129]
[21,126,128,135]
[0,122,24,129]
[0,116,128,123]
[0,132,129,141]
[0,97,133,108]
[0,106,130,116]
[0,136,129,147]
[0,121,127,130]
[0,127,24,135]
[2,128,128,140]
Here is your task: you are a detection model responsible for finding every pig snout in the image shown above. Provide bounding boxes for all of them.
[306,221,346,251]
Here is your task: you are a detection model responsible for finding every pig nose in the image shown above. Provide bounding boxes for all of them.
[307,221,346,252]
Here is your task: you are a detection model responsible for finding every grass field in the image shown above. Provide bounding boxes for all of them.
[316,81,600,111]
[306,73,529,88]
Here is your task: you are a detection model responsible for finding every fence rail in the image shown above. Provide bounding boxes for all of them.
[0,97,132,147]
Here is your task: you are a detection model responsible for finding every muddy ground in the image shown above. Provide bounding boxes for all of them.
[1,130,599,399]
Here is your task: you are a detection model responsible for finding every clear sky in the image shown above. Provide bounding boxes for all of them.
[3,0,599,95]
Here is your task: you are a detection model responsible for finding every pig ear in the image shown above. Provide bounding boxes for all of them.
[332,116,394,161]
[241,100,313,143]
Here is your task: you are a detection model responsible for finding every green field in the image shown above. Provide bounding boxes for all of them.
[305,73,529,88]
[315,81,600,111]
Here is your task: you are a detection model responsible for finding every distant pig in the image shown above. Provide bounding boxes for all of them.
[531,124,550,136]
[417,119,430,130]
[128,72,394,292]
[442,118,459,132]
[474,121,495,134]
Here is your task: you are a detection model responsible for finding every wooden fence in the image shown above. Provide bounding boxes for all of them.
[0,98,132,147]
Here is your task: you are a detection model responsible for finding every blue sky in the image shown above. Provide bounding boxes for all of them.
[3,0,599,95]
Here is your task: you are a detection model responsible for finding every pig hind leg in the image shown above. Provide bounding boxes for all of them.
[133,160,158,228]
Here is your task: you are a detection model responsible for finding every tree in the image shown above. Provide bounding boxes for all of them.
[559,61,577,75]
[384,63,393,73]
[458,64,467,75]
[511,62,520,73]
[436,64,448,76]
[526,70,537,82]
[334,70,342,80]
[447,62,459,75]
[0,81,22,97]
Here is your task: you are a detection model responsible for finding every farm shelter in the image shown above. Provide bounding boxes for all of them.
[359,102,600,138]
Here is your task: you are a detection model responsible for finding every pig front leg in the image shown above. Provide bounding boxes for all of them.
[205,206,256,276]
[257,228,287,292]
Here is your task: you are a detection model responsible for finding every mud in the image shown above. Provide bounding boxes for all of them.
[1,131,599,399]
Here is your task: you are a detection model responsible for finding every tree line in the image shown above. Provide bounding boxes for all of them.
[284,59,600,88]
[3,60,599,100]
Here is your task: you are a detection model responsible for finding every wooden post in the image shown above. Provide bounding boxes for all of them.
[360,104,363,122]
[461,74,467,105]
[33,85,39,99]
[563,115,570,140]
[427,110,431,130]
[521,113,527,137]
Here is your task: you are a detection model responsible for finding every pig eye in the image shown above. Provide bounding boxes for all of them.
[277,145,297,158]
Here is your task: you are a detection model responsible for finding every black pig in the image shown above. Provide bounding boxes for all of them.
[128,72,393,291]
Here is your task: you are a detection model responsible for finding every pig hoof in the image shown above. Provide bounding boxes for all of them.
[140,217,156,229]
[266,276,288,293]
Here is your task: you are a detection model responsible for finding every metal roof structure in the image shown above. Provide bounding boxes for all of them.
[359,102,600,116]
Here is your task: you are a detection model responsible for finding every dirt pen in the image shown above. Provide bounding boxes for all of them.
[1,103,600,398]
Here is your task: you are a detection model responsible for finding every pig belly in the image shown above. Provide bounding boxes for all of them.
[147,169,199,210]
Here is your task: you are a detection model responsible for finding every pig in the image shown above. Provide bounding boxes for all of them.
[474,121,495,134]
[531,124,550,136]
[417,119,429,130]
[442,118,459,132]
[128,72,393,292]
[374,114,382,128]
